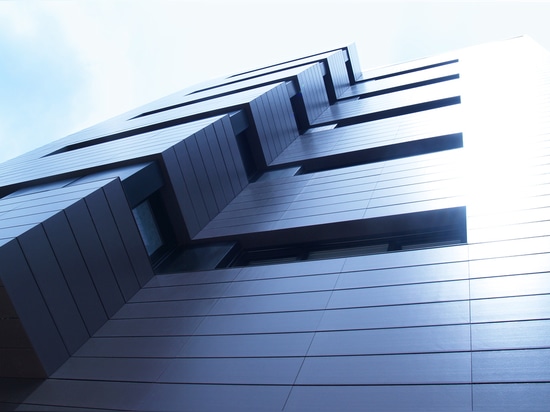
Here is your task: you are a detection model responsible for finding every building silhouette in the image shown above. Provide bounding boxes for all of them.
[1,36,549,410]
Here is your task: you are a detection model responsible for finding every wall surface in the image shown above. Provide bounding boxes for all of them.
[1,38,549,411]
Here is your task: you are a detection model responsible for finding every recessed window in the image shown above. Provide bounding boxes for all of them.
[132,200,163,256]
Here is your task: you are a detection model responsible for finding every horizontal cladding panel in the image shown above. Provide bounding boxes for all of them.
[472,295,550,323]
[472,349,550,383]
[194,311,325,335]
[473,383,550,412]
[113,299,218,319]
[285,385,472,412]
[468,236,550,260]
[0,224,36,240]
[215,49,342,86]
[270,210,366,231]
[16,380,152,411]
[296,352,471,384]
[272,107,462,166]
[470,272,550,299]
[139,383,291,412]
[222,273,339,297]
[342,62,459,97]
[337,261,469,288]
[0,199,83,223]
[363,55,457,80]
[235,258,345,281]
[209,291,333,315]
[0,178,114,207]
[318,301,470,331]
[326,279,469,309]
[75,336,189,358]
[467,206,550,230]
[52,357,170,382]
[362,196,466,221]
[88,85,277,136]
[313,80,460,125]
[308,324,471,356]
[179,333,315,357]
[129,282,232,303]
[468,221,550,244]
[146,268,241,287]
[0,116,225,189]
[342,244,469,272]
[95,317,204,337]
[171,63,318,104]
[200,151,464,237]
[158,357,303,385]
[468,253,550,278]
[472,320,550,350]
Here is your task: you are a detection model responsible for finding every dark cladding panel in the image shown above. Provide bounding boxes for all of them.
[249,95,274,164]
[194,128,227,210]
[18,226,89,354]
[0,240,68,376]
[102,180,154,287]
[248,82,299,165]
[161,147,201,237]
[42,212,107,335]
[65,200,124,317]
[326,49,351,100]
[212,118,246,195]
[85,189,140,301]
[285,385,472,412]
[473,383,550,411]
[179,333,314,358]
[159,357,303,385]
[296,353,471,384]
[172,140,212,231]
[473,349,550,383]
[141,384,290,412]
[308,324,471,356]
[184,135,219,219]
[203,124,234,204]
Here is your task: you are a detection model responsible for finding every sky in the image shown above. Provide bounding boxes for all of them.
[1,0,550,163]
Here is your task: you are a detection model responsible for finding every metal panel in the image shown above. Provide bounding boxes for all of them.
[42,212,107,335]
[159,357,303,384]
[308,324,471,355]
[296,352,471,384]
[284,385,472,412]
[65,200,124,317]
[179,333,314,357]
[18,226,89,354]
[85,189,140,301]
[102,180,154,287]
[0,239,67,376]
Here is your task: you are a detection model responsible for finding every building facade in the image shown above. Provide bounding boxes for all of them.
[1,37,549,410]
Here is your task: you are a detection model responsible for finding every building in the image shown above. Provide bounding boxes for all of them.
[0,36,549,411]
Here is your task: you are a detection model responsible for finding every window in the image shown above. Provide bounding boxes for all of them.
[132,200,163,256]
[131,191,175,264]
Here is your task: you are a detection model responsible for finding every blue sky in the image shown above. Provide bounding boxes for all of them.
[1,0,550,163]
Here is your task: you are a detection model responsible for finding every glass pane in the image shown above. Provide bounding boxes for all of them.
[132,200,163,256]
